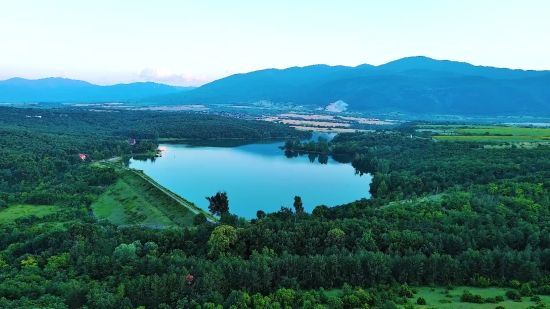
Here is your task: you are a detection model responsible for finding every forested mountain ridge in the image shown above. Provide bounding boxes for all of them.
[0,77,195,103]
[142,57,550,115]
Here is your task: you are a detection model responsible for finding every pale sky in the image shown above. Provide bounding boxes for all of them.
[0,0,548,86]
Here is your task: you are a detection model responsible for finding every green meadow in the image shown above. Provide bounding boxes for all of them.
[421,124,550,144]
[91,170,196,227]
[0,205,60,224]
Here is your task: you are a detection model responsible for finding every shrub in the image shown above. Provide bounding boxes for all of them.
[537,285,550,295]
[416,297,426,305]
[495,295,505,302]
[193,213,207,226]
[403,302,415,309]
[520,283,534,296]
[478,276,492,287]
[505,290,521,302]
[509,280,521,289]
[485,297,497,303]
[495,306,506,309]
[461,290,484,303]
[438,299,452,304]
[530,295,541,302]
[398,285,414,298]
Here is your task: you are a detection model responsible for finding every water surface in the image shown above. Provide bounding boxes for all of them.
[130,138,371,219]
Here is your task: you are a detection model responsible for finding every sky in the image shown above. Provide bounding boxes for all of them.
[0,0,548,86]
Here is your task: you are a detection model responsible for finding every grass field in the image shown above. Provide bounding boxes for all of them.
[434,135,550,143]
[325,286,549,308]
[421,124,550,144]
[91,170,196,227]
[0,205,60,224]
[415,286,550,309]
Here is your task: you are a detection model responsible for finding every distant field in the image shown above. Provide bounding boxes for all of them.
[457,126,550,136]
[91,170,195,227]
[0,205,59,224]
[415,286,550,309]
[434,135,550,143]
[421,124,550,144]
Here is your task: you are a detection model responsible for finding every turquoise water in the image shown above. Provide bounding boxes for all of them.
[129,138,371,219]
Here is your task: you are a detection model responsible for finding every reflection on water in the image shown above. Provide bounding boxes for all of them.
[129,137,370,219]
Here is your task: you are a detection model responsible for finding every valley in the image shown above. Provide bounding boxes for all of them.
[2,59,550,309]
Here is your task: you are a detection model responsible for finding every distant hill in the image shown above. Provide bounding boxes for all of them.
[0,77,192,103]
[140,57,550,115]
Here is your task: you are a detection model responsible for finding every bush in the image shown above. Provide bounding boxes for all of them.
[505,290,521,302]
[495,295,505,302]
[398,285,414,298]
[193,213,207,226]
[509,280,521,289]
[495,306,506,309]
[537,285,550,295]
[461,290,484,303]
[416,297,426,305]
[485,297,497,303]
[530,295,541,302]
[438,299,452,304]
[520,283,534,296]
[478,276,492,287]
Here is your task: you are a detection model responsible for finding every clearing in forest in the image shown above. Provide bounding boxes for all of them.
[91,170,196,227]
[325,286,550,308]
[414,286,550,309]
[0,205,60,224]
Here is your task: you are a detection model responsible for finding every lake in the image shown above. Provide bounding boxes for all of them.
[129,135,371,219]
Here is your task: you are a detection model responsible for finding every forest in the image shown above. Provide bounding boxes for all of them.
[2,110,550,308]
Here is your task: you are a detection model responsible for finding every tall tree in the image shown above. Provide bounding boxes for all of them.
[293,196,304,214]
[206,191,229,216]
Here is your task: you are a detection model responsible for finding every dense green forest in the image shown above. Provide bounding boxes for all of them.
[2,113,550,308]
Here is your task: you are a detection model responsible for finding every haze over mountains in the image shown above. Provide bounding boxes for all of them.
[0,78,194,103]
[143,56,550,115]
[3,57,550,116]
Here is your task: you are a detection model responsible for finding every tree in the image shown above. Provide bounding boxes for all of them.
[312,205,330,219]
[208,225,238,257]
[256,210,266,219]
[293,196,304,214]
[327,228,345,246]
[193,213,207,226]
[206,191,229,216]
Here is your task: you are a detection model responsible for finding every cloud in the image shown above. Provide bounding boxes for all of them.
[137,68,211,86]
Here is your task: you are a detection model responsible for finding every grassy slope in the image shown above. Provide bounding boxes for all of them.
[0,205,60,224]
[415,286,550,309]
[91,170,195,227]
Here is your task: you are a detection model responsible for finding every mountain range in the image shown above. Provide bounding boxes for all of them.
[3,57,550,115]
[0,78,194,103]
[141,56,550,115]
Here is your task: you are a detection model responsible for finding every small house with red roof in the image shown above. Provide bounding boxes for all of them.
[78,154,86,161]
[128,138,136,145]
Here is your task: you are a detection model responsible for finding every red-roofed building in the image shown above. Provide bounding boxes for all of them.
[78,154,86,161]
[128,139,136,145]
